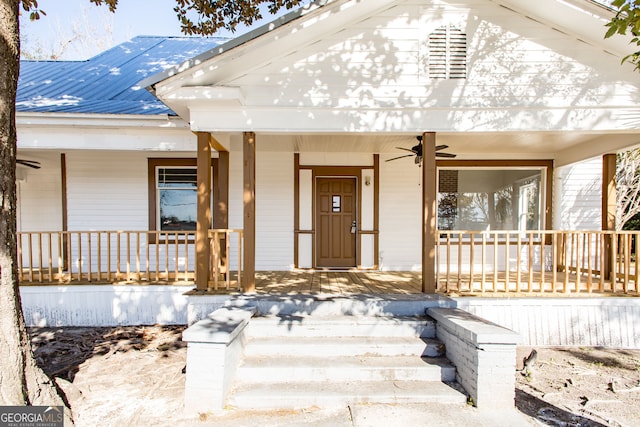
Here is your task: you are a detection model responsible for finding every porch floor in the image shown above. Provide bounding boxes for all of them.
[253,271,424,294]
[238,270,637,296]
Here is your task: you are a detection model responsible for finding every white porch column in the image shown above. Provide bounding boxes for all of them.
[422,132,437,293]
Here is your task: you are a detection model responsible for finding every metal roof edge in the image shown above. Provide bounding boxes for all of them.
[16,111,189,128]
[140,0,332,92]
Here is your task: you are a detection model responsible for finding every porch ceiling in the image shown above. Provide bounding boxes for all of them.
[218,131,640,166]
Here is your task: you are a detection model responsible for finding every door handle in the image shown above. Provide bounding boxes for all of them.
[350,221,357,234]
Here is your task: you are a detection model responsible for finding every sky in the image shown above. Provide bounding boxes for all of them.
[20,0,307,60]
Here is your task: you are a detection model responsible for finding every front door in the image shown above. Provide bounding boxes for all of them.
[316,177,357,268]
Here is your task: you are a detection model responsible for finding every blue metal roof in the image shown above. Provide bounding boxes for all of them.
[17,36,226,116]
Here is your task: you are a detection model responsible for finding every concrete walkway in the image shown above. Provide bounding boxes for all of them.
[193,403,535,426]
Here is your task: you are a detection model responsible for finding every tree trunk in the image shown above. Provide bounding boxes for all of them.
[0,2,72,422]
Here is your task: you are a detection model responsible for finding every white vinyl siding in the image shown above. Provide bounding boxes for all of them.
[379,155,423,270]
[256,151,294,270]
[16,152,62,232]
[227,138,295,270]
[553,157,602,230]
[65,151,149,230]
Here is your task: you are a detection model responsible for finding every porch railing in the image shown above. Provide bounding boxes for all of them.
[208,229,244,291]
[437,230,640,294]
[17,229,243,287]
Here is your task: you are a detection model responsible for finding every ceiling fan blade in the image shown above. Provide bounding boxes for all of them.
[435,145,449,151]
[385,154,414,162]
[435,152,457,158]
[394,147,417,153]
[17,159,42,169]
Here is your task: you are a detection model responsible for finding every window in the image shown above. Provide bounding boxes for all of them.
[148,158,214,240]
[437,168,545,231]
[157,167,197,230]
[429,26,467,79]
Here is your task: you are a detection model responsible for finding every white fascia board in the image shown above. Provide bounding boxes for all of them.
[16,112,189,129]
[141,0,333,91]
[188,105,640,134]
[18,124,197,152]
[154,0,394,94]
[495,0,632,57]
[162,86,244,105]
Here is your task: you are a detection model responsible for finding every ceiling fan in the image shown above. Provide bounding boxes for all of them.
[385,136,456,165]
[17,159,41,169]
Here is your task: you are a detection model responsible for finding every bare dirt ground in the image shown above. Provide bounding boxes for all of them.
[515,346,640,427]
[29,326,640,427]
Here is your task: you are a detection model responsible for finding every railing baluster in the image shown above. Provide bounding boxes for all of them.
[469,233,474,292]
[481,232,486,292]
[107,232,112,282]
[155,231,160,282]
[174,232,179,282]
[116,231,122,281]
[126,231,132,282]
[539,232,544,292]
[493,233,498,292]
[136,231,141,281]
[97,232,102,282]
[625,233,630,293]
[457,232,462,291]
[446,233,451,292]
[575,232,581,293]
[586,231,593,293]
[225,230,231,290]
[36,233,43,283]
[516,233,522,292]
[436,231,441,291]
[77,232,83,282]
[551,232,558,293]
[57,232,64,283]
[505,231,510,292]
[528,233,533,293]
[145,232,150,281]
[611,232,618,292]
[66,232,72,282]
[27,233,34,283]
[631,233,640,293]
[47,233,53,282]
[599,232,605,292]
[89,232,94,282]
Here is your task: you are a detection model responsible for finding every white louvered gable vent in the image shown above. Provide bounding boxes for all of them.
[428,26,467,79]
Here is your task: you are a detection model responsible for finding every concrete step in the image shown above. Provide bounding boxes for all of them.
[225,294,453,317]
[228,380,467,409]
[245,315,436,338]
[236,355,456,383]
[244,336,446,357]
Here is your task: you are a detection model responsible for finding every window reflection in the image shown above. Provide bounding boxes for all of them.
[437,169,543,231]
[157,167,197,230]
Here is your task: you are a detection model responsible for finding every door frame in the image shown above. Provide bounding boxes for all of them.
[293,157,380,270]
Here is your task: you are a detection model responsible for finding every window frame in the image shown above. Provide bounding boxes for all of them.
[435,159,553,237]
[148,158,214,243]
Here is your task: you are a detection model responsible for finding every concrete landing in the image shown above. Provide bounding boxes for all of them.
[197,403,534,426]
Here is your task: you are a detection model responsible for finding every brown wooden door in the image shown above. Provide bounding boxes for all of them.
[316,177,357,268]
